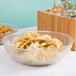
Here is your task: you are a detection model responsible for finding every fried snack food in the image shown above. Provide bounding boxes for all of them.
[0,26,13,44]
[11,31,65,65]
[14,31,64,49]
[0,26,13,33]
[49,6,62,14]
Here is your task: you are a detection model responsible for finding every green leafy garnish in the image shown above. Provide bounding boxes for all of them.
[68,5,74,9]
[61,0,67,1]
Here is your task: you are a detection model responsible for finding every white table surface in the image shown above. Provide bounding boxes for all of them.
[0,27,76,76]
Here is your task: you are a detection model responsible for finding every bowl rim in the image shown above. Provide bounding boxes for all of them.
[0,23,18,35]
[2,31,74,51]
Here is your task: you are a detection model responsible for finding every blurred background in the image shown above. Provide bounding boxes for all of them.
[0,0,75,28]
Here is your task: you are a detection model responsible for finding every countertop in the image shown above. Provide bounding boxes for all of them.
[0,27,76,76]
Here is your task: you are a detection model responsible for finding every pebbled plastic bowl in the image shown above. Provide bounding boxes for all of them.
[2,31,73,66]
[0,23,18,44]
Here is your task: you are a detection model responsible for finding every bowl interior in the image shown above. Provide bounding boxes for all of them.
[0,23,17,34]
[2,31,73,49]
[2,31,74,65]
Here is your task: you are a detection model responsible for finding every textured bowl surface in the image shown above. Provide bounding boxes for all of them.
[0,23,18,44]
[2,31,73,65]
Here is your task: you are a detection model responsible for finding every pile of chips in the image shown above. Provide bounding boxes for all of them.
[14,31,64,49]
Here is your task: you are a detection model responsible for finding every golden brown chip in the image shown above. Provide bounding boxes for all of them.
[37,35,51,43]
[27,42,39,49]
[48,38,63,48]
[25,31,40,39]
[14,42,23,48]
[0,26,13,33]
[47,45,56,49]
